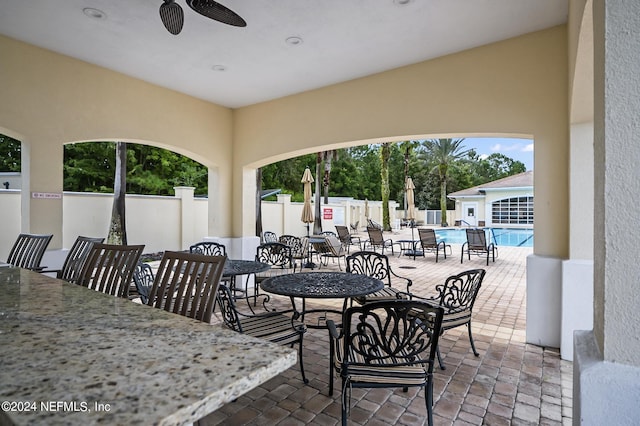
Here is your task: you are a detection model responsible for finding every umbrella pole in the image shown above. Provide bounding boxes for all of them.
[303,224,317,269]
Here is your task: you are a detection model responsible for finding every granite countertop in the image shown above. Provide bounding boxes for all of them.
[0,267,296,425]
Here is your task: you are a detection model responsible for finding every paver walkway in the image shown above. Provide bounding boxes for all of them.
[200,228,573,425]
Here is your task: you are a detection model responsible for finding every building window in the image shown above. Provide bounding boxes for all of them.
[491,196,533,225]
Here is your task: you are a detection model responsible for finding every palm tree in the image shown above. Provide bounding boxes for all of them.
[322,150,338,204]
[314,152,323,234]
[107,142,127,244]
[423,138,469,226]
[380,143,391,231]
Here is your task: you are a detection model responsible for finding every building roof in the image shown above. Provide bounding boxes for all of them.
[448,171,533,198]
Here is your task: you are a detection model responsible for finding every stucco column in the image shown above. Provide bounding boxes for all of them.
[574,1,640,423]
[23,138,64,249]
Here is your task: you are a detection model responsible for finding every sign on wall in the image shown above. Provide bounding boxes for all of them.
[31,192,62,199]
[323,208,333,220]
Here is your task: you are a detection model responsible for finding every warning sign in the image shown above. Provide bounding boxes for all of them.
[323,208,333,220]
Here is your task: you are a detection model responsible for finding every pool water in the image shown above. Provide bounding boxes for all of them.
[434,228,534,247]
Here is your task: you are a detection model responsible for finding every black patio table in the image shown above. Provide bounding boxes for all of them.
[260,271,384,328]
[222,258,270,301]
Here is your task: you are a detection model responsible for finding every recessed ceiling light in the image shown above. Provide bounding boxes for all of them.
[285,36,303,46]
[83,7,106,20]
[393,0,411,5]
[212,65,227,72]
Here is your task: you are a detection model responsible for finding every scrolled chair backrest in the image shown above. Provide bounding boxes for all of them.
[346,250,392,287]
[278,235,302,255]
[341,300,444,367]
[434,269,486,311]
[189,241,227,257]
[262,231,278,243]
[255,242,292,269]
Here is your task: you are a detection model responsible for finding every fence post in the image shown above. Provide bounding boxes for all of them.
[174,186,195,250]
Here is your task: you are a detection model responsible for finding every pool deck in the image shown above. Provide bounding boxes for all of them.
[200,227,572,425]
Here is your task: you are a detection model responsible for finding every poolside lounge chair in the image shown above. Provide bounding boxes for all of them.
[461,228,497,265]
[417,228,450,263]
[364,226,398,255]
[335,225,361,253]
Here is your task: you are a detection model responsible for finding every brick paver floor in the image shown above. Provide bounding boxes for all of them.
[199,228,573,425]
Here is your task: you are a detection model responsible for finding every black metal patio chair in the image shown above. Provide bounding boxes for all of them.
[328,300,444,426]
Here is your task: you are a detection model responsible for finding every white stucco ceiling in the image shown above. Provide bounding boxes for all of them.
[0,0,568,108]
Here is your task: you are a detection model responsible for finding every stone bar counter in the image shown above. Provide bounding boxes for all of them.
[0,267,296,425]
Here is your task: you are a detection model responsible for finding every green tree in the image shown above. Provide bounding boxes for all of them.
[423,138,470,226]
[64,142,208,195]
[0,135,21,172]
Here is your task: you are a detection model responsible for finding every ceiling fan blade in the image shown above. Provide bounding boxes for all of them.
[159,0,184,35]
[186,0,247,27]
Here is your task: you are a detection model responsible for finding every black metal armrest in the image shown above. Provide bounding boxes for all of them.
[327,319,341,339]
[390,269,413,293]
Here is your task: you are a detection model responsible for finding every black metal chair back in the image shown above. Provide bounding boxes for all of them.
[6,233,53,270]
[57,236,105,283]
[262,231,277,243]
[346,250,393,287]
[345,251,412,303]
[408,268,486,370]
[132,261,155,304]
[255,242,292,270]
[189,241,227,257]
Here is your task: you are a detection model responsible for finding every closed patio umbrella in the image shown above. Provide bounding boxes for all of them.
[406,177,417,250]
[364,199,369,223]
[301,167,314,235]
[406,177,416,224]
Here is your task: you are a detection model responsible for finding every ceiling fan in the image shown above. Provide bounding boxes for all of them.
[159,0,246,35]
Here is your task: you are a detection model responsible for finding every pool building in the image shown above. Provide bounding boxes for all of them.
[447,171,533,228]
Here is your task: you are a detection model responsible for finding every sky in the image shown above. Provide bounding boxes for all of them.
[461,137,534,171]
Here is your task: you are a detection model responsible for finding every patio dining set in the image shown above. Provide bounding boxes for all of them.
[1,230,489,425]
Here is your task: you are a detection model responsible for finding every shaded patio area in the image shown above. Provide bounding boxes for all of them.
[203,228,573,425]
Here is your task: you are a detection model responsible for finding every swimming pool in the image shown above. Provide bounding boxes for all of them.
[434,228,534,247]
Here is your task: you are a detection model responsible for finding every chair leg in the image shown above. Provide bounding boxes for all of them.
[467,323,479,356]
[329,338,335,395]
[341,379,349,426]
[425,381,434,426]
[436,344,445,370]
[297,338,309,384]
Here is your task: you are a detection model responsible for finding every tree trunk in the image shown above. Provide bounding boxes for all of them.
[439,164,448,227]
[403,145,409,218]
[314,152,323,234]
[256,167,263,238]
[381,143,391,231]
[107,142,127,245]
